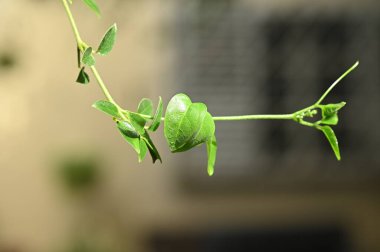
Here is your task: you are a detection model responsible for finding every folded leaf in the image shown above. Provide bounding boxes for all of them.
[142,132,162,163]
[77,47,81,68]
[318,125,341,160]
[76,67,90,84]
[207,135,217,176]
[319,102,346,125]
[97,24,117,55]
[92,100,119,118]
[148,96,163,132]
[164,94,215,153]
[117,121,139,138]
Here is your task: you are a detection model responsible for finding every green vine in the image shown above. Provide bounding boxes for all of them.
[61,0,359,176]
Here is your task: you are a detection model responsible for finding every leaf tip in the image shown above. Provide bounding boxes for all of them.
[207,168,214,176]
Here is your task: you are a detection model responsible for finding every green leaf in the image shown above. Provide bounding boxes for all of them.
[138,139,148,163]
[92,100,119,118]
[148,96,163,132]
[82,47,95,66]
[81,0,101,17]
[129,113,146,135]
[77,47,81,68]
[142,132,162,163]
[137,98,153,116]
[117,124,140,157]
[206,135,217,176]
[97,24,117,56]
[319,102,346,125]
[164,93,215,153]
[318,125,341,160]
[117,121,139,138]
[76,67,90,84]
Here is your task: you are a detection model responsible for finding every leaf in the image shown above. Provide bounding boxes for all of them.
[117,124,140,157]
[206,135,217,176]
[319,102,346,125]
[142,132,162,163]
[129,113,146,135]
[138,139,148,163]
[76,67,90,84]
[82,47,95,66]
[318,125,341,160]
[137,98,153,116]
[164,93,215,153]
[92,100,119,118]
[117,121,139,138]
[97,24,117,56]
[77,47,81,68]
[81,0,101,17]
[148,96,163,132]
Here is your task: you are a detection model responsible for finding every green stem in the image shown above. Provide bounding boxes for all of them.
[315,61,359,105]
[61,0,84,48]
[61,0,127,120]
[90,66,115,104]
[62,0,357,128]
[129,112,294,122]
[212,114,294,121]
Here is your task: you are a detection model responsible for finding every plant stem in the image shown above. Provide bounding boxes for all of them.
[61,0,83,47]
[315,61,359,105]
[212,114,294,121]
[129,111,294,122]
[90,66,116,104]
[61,0,128,119]
[61,0,356,127]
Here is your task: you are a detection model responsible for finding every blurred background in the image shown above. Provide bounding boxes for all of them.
[0,0,379,251]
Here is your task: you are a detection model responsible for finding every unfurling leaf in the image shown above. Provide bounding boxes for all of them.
[97,24,117,55]
[137,98,153,116]
[318,125,341,160]
[164,93,215,153]
[207,135,217,176]
[148,96,163,132]
[81,0,101,17]
[164,93,216,173]
[76,67,90,84]
[92,100,119,118]
[319,102,346,125]
[82,47,95,66]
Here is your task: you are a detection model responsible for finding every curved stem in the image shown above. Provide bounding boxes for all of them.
[62,0,128,122]
[61,0,83,47]
[316,61,359,105]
